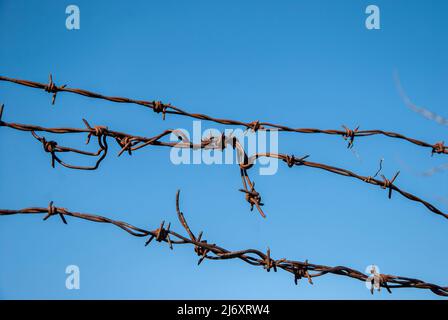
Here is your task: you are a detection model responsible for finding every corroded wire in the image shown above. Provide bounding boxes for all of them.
[0,74,446,155]
[0,191,447,297]
[1,107,447,221]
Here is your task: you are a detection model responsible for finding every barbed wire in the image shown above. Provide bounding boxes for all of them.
[1,104,447,220]
[0,74,446,156]
[0,190,446,297]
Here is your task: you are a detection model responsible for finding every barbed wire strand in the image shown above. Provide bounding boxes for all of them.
[0,191,446,296]
[0,74,446,156]
[1,106,447,220]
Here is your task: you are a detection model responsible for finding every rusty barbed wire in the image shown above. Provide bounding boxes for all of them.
[0,190,446,297]
[1,104,447,220]
[0,74,447,155]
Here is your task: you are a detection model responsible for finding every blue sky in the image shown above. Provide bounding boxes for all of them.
[0,0,447,299]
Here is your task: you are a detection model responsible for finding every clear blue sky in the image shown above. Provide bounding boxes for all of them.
[0,0,447,299]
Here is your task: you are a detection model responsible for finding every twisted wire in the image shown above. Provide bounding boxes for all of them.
[0,74,446,155]
[1,106,447,220]
[1,191,446,297]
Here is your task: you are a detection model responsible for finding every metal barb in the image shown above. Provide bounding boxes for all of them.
[1,199,446,297]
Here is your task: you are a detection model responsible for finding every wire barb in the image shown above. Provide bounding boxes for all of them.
[263,248,285,272]
[293,260,313,285]
[194,231,210,265]
[83,118,108,144]
[116,136,134,157]
[1,198,447,297]
[381,171,400,199]
[39,135,58,168]
[284,154,309,167]
[370,271,393,295]
[432,141,446,156]
[248,120,262,132]
[44,74,66,105]
[0,74,447,155]
[239,181,265,217]
[1,115,447,220]
[342,125,359,149]
[152,101,168,120]
[43,201,67,224]
[1,73,447,299]
[285,155,296,168]
[145,220,173,249]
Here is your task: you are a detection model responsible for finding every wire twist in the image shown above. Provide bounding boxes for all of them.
[1,192,447,297]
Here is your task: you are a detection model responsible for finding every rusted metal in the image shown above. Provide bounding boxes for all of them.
[1,109,447,220]
[1,74,447,299]
[0,74,447,155]
[0,191,447,297]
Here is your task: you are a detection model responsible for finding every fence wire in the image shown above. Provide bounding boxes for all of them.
[0,74,446,155]
[1,105,447,220]
[0,191,446,297]
[1,74,447,298]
